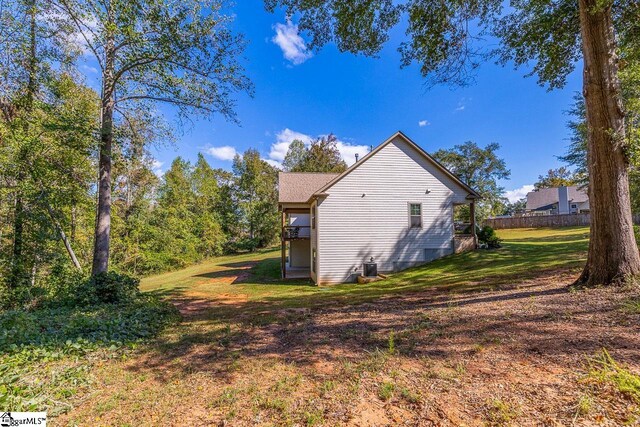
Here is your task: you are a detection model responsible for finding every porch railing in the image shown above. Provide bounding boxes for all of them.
[454,222,474,234]
[282,225,311,240]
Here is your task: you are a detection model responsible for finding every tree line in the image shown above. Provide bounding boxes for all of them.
[0,0,255,298]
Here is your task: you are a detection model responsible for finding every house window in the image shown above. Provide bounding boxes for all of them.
[571,204,577,209]
[312,248,317,273]
[409,203,422,228]
[311,206,316,229]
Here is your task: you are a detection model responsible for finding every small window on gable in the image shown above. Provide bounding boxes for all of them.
[409,203,422,228]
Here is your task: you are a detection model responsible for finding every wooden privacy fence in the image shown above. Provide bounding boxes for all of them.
[484,213,640,229]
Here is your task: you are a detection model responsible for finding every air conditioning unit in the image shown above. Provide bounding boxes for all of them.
[363,257,377,278]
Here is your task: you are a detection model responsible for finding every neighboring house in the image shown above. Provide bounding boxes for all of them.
[525,186,589,216]
[278,131,480,285]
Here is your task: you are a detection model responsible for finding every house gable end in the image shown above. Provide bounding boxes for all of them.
[312,131,479,202]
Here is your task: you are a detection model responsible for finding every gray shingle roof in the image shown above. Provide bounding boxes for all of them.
[526,186,589,211]
[278,172,340,204]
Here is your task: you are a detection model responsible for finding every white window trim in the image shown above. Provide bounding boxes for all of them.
[408,202,423,228]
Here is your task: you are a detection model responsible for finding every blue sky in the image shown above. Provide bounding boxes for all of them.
[80,1,583,202]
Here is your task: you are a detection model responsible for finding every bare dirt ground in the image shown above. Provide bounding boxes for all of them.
[59,268,640,426]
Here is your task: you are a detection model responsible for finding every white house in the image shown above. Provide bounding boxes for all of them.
[278,131,480,285]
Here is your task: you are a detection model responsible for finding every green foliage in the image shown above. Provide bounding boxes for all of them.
[534,167,580,189]
[378,381,395,401]
[432,141,510,220]
[558,94,589,186]
[0,71,99,291]
[110,154,238,275]
[0,296,178,349]
[74,272,140,305]
[0,265,178,413]
[0,295,179,412]
[387,331,396,354]
[501,198,526,216]
[486,398,519,426]
[233,149,279,249]
[266,0,628,90]
[587,349,640,403]
[284,134,348,173]
[282,139,308,171]
[621,297,640,314]
[477,226,502,249]
[58,0,252,121]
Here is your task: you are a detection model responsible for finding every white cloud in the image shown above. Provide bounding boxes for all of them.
[272,21,313,65]
[455,98,469,112]
[504,184,534,203]
[268,128,369,167]
[49,12,98,56]
[264,159,282,169]
[418,120,430,127]
[335,141,370,166]
[81,64,98,73]
[269,128,313,162]
[206,145,237,161]
[151,160,164,177]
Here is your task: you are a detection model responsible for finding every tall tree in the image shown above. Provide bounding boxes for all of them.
[0,0,81,288]
[233,149,279,249]
[282,139,307,171]
[534,167,580,189]
[214,168,240,238]
[284,134,347,173]
[264,0,640,286]
[52,0,252,275]
[0,73,99,291]
[192,154,225,258]
[432,141,510,220]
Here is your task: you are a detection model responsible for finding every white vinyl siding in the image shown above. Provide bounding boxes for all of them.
[316,135,470,284]
[310,200,318,283]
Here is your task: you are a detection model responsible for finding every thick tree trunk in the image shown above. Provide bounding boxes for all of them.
[575,0,640,286]
[91,32,115,275]
[92,99,114,275]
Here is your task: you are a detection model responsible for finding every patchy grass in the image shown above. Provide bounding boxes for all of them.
[578,349,640,424]
[622,297,640,314]
[486,398,519,426]
[587,349,640,403]
[12,226,640,425]
[377,381,395,401]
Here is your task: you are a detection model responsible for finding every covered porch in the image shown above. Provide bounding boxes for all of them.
[453,199,478,253]
[280,206,312,279]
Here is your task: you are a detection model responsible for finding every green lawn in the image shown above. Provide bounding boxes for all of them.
[141,226,590,319]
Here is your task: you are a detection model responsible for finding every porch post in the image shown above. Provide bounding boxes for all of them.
[470,201,478,248]
[281,209,286,279]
